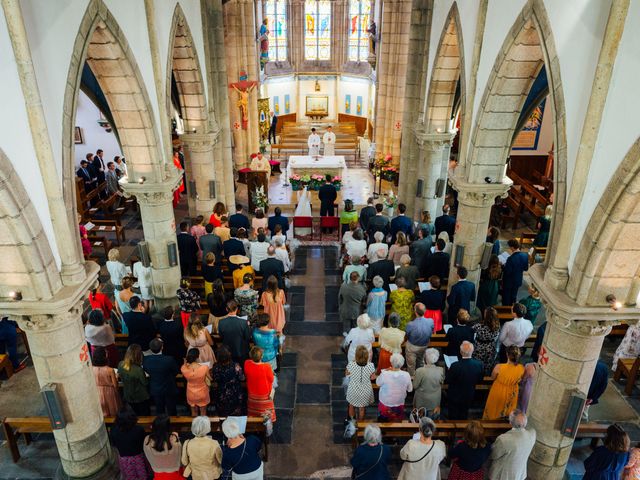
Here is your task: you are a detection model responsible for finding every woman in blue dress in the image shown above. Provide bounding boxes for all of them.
[583,423,630,480]
[366,276,387,334]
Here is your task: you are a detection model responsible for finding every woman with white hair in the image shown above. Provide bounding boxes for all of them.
[106,248,130,291]
[366,276,388,333]
[350,424,392,479]
[221,417,264,479]
[344,314,375,363]
[367,231,389,264]
[345,228,367,260]
[398,417,446,479]
[181,416,222,480]
[376,353,412,421]
[412,348,444,419]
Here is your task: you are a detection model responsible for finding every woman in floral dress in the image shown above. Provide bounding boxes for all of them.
[235,273,259,317]
[472,307,501,375]
[613,323,640,371]
[212,345,246,416]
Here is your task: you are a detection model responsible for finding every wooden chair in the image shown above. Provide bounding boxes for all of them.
[292,216,314,240]
[614,356,640,395]
[0,354,13,379]
[320,216,340,241]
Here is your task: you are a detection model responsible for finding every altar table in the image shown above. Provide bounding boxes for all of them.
[288,155,346,178]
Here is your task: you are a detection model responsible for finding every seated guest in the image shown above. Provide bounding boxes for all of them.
[390,203,414,244]
[85,309,117,368]
[584,424,630,479]
[259,246,286,290]
[366,203,390,241]
[342,220,358,245]
[202,252,223,297]
[346,345,377,421]
[206,279,228,333]
[221,418,264,479]
[235,273,259,317]
[157,307,186,365]
[398,417,446,479]
[448,421,492,480]
[447,266,475,324]
[418,275,446,332]
[498,302,533,363]
[184,314,216,366]
[92,347,121,416]
[261,275,286,333]
[377,313,405,374]
[230,255,254,289]
[223,228,246,270]
[368,249,396,290]
[214,216,230,243]
[351,424,392,480]
[117,344,150,416]
[229,204,251,230]
[344,314,375,363]
[123,296,157,352]
[410,227,432,271]
[445,309,475,358]
[245,346,276,421]
[143,339,179,415]
[388,232,409,266]
[395,254,419,291]
[251,232,271,272]
[345,228,367,260]
[268,206,289,236]
[181,416,222,480]
[366,276,388,333]
[342,256,367,284]
[274,238,291,273]
[252,313,280,371]
[366,231,388,263]
[110,405,152,479]
[143,415,182,479]
[199,223,223,265]
[445,341,484,420]
[270,224,287,247]
[412,348,444,418]
[404,303,434,376]
[212,345,246,416]
[422,238,449,280]
[177,221,198,276]
[340,199,359,235]
[177,278,201,328]
[218,300,252,364]
[483,346,525,420]
[472,307,501,375]
[488,410,536,480]
[390,277,415,330]
[376,353,412,421]
[252,208,268,237]
[339,271,367,335]
[181,348,211,417]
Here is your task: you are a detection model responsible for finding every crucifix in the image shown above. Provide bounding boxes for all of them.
[229,74,258,130]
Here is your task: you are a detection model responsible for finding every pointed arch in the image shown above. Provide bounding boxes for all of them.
[167,3,209,132]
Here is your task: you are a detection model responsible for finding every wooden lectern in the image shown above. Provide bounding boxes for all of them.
[247,171,269,213]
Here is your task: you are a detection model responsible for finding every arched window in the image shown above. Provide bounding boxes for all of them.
[264,0,288,61]
[348,0,371,62]
[304,0,331,61]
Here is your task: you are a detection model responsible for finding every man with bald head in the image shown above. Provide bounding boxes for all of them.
[489,410,536,480]
[259,245,285,290]
[445,341,484,419]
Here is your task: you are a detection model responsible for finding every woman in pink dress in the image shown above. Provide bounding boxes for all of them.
[78,214,92,258]
[184,315,216,367]
[261,275,286,334]
[190,215,206,259]
[181,348,211,416]
[92,347,121,417]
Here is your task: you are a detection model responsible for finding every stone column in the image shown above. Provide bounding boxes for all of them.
[447,177,511,286]
[415,132,456,220]
[181,132,220,217]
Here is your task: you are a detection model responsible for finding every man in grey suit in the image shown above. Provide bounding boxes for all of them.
[410,227,432,270]
[105,161,122,206]
[489,410,536,480]
[199,224,222,265]
[338,271,366,335]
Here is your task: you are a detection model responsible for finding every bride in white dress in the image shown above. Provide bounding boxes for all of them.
[294,187,312,235]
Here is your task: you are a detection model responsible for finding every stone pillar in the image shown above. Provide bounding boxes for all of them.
[181,132,220,217]
[448,178,511,286]
[416,132,456,220]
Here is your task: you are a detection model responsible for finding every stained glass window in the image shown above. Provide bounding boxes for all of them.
[304,0,331,61]
[348,0,371,61]
[264,0,288,62]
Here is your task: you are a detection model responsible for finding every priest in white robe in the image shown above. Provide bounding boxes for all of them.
[308,128,321,157]
[323,126,336,156]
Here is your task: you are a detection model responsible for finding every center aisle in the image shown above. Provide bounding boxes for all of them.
[266,245,352,478]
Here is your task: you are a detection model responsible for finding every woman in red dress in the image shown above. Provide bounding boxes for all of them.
[87,282,114,320]
[172,150,184,208]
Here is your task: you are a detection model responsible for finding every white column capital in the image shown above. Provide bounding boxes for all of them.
[122,169,183,206]
[180,131,219,150]
[412,129,456,151]
[449,177,513,208]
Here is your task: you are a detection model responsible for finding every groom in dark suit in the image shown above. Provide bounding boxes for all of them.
[319,174,337,232]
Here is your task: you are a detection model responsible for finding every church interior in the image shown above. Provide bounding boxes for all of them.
[1,0,640,479]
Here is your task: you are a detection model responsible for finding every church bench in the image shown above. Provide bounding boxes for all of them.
[87,219,126,245]
[1,416,268,463]
[613,356,640,396]
[86,234,112,258]
[370,334,538,353]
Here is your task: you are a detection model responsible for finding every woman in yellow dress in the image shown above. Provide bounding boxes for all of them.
[389,277,415,330]
[483,346,525,420]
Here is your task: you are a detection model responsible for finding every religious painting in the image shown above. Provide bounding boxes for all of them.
[284,94,291,113]
[274,96,280,115]
[305,95,329,117]
[345,94,351,114]
[74,126,84,144]
[264,0,288,61]
[304,0,331,60]
[356,96,363,115]
[348,0,371,61]
[258,97,270,139]
[513,98,546,150]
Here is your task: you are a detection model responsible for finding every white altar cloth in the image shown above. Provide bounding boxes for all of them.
[288,155,346,177]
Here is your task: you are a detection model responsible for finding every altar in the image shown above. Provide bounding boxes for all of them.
[287,155,346,178]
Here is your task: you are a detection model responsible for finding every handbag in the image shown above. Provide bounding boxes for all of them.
[409,407,426,424]
[351,445,383,479]
[403,442,435,463]
[182,440,192,477]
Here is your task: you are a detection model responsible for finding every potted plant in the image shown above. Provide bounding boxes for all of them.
[332,175,342,191]
[251,185,269,212]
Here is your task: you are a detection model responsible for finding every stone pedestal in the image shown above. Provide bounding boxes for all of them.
[181,132,219,217]
[416,132,456,219]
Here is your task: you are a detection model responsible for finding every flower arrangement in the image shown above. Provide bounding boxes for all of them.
[288,173,342,191]
[252,185,269,210]
[381,166,399,181]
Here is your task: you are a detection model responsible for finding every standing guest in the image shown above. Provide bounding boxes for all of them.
[252,313,280,371]
[177,222,198,276]
[181,348,211,417]
[113,156,128,178]
[417,275,446,332]
[177,278,201,328]
[78,214,92,258]
[157,307,186,365]
[77,159,97,192]
[274,239,291,273]
[259,246,286,290]
[319,174,338,218]
[251,208,268,237]
[235,273,259,317]
[477,254,502,311]
[238,228,253,258]
[435,231,453,254]
[206,279,228,334]
[218,299,252,364]
[498,302,533,362]
[472,307,501,375]
[376,353,412,421]
[339,271,367,335]
[351,424,392,480]
[209,202,226,228]
[501,239,529,306]
[343,222,358,247]
[366,276,388,333]
[395,254,419,291]
[531,321,547,363]
[181,416,222,480]
[584,424,630,479]
[92,149,107,183]
[346,345,377,421]
[251,232,271,271]
[366,231,388,263]
[110,405,152,480]
[366,203,390,241]
[410,227,432,271]
[268,206,289,236]
[447,266,476,324]
[342,256,367,284]
[85,309,118,368]
[359,197,376,233]
[115,277,135,319]
[123,296,156,352]
[202,252,223,298]
[230,255,254,289]
[446,341,485,420]
[488,410,536,480]
[412,348,444,418]
[584,360,609,421]
[389,277,415,330]
[387,232,409,266]
[143,415,182,480]
[398,417,446,479]
[344,314,375,363]
[105,162,122,200]
[87,282,113,320]
[404,303,434,376]
[434,204,455,240]
[190,215,206,250]
[143,338,179,415]
[422,238,450,281]
[483,346,525,420]
[245,346,276,422]
[390,203,414,243]
[224,228,247,267]
[340,199,359,235]
[199,224,223,266]
[229,204,251,230]
[132,257,154,311]
[418,210,435,238]
[268,110,278,143]
[214,216,230,243]
[117,344,151,416]
[221,418,264,479]
[106,248,130,291]
[519,284,542,324]
[270,224,287,247]
[377,313,405,374]
[184,314,216,367]
[261,275,286,333]
[345,228,367,260]
[368,250,396,291]
[91,347,121,417]
[534,204,553,247]
[517,362,538,413]
[448,421,492,480]
[487,226,501,256]
[212,345,246,416]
